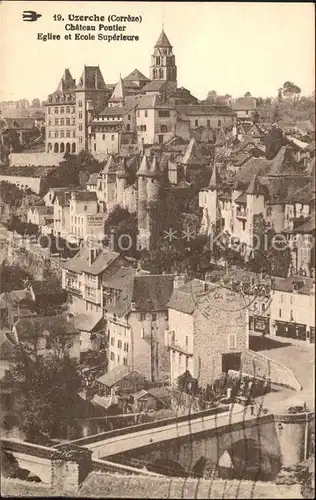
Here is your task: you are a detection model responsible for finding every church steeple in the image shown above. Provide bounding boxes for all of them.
[150,29,177,91]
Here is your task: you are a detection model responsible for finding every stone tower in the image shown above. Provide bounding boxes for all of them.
[150,30,177,95]
[137,154,163,250]
[199,164,220,237]
[116,157,129,207]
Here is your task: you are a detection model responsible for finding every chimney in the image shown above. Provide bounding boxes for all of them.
[173,273,187,289]
[89,248,97,266]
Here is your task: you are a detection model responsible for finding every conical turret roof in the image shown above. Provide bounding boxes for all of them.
[147,155,163,178]
[214,127,227,147]
[246,174,262,195]
[110,76,125,103]
[155,30,172,48]
[136,155,151,176]
[103,155,117,174]
[208,164,219,190]
[117,158,129,178]
[55,68,75,92]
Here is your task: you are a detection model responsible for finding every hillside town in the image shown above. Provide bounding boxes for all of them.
[0,24,315,499]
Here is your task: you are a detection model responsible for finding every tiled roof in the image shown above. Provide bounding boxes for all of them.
[234,192,247,203]
[292,212,315,233]
[103,267,136,290]
[176,104,236,116]
[4,117,35,130]
[232,97,257,111]
[260,175,314,205]
[182,138,205,166]
[97,105,135,117]
[109,77,125,102]
[51,190,71,207]
[13,315,78,341]
[32,205,54,215]
[63,248,120,275]
[123,68,150,82]
[272,276,314,295]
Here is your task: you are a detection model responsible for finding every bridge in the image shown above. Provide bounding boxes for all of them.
[65,405,314,480]
[1,407,314,486]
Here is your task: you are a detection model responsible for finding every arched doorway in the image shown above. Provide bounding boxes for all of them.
[147,459,187,477]
[54,143,59,153]
[66,142,71,153]
[72,142,76,153]
[47,143,52,152]
[60,142,65,153]
[218,439,281,481]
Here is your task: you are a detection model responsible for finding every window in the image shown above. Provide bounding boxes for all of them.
[262,303,265,313]
[79,111,83,119]
[55,108,59,114]
[72,131,76,137]
[94,143,96,152]
[242,220,246,231]
[60,107,64,114]
[126,124,130,131]
[185,335,189,348]
[156,56,161,65]
[66,106,70,113]
[290,295,293,304]
[139,312,146,321]
[152,313,157,322]
[110,352,114,360]
[123,357,128,366]
[111,135,115,140]
[79,137,83,144]
[145,110,148,118]
[281,294,284,303]
[195,119,199,127]
[55,131,58,138]
[279,308,282,318]
[72,118,76,125]
[158,111,170,118]
[160,124,168,133]
[267,207,272,216]
[55,118,59,126]
[186,357,189,369]
[124,343,129,352]
[72,106,76,113]
[128,114,131,120]
[290,310,294,321]
[47,107,51,114]
[60,130,64,138]
[48,131,51,138]
[48,120,52,126]
[66,118,70,125]
[66,130,70,138]
[218,119,222,126]
[84,205,87,211]
[79,124,83,131]
[79,101,83,107]
[102,134,105,140]
[137,110,140,117]
[207,119,210,127]
[111,337,114,346]
[228,333,237,349]
[118,340,122,349]
[140,328,144,339]
[245,110,249,115]
[117,354,120,362]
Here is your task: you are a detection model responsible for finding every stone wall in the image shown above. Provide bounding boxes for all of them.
[10,152,64,167]
[0,236,62,280]
[241,350,302,391]
[0,175,42,194]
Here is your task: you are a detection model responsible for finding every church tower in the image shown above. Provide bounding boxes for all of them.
[150,30,177,94]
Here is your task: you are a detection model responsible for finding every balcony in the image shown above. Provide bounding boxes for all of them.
[65,283,82,297]
[236,208,248,219]
[166,331,193,355]
[83,286,101,305]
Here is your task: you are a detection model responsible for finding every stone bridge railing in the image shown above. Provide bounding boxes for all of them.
[241,349,302,391]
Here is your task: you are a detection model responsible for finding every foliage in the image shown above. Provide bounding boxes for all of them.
[250,213,292,278]
[0,181,24,207]
[282,81,301,95]
[25,222,39,237]
[244,91,252,97]
[0,262,33,293]
[264,124,288,159]
[41,150,105,194]
[103,205,138,257]
[9,349,84,442]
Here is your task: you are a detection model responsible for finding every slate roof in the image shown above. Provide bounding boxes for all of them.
[176,104,236,116]
[31,205,54,215]
[259,175,314,205]
[97,366,144,388]
[167,279,206,314]
[109,77,125,102]
[182,138,205,166]
[72,191,97,202]
[123,68,150,82]
[63,248,120,275]
[102,155,118,174]
[74,312,103,332]
[51,190,71,207]
[272,276,314,295]
[292,212,315,233]
[13,315,78,341]
[141,81,167,93]
[76,66,106,90]
[85,173,99,186]
[97,105,134,117]
[55,68,76,93]
[103,267,136,290]
[155,30,172,48]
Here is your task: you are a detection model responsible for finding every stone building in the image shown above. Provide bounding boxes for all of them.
[166,279,249,386]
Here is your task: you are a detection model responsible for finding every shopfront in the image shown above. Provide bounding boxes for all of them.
[249,315,270,335]
[275,320,307,341]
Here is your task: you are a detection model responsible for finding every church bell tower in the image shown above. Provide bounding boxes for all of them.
[150,29,177,93]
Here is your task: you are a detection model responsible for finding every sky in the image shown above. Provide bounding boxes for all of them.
[0,1,315,102]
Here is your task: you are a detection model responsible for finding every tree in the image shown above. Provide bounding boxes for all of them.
[244,91,252,97]
[103,205,138,257]
[25,222,39,237]
[205,90,217,104]
[264,123,287,159]
[0,262,33,293]
[9,348,84,442]
[283,81,301,96]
